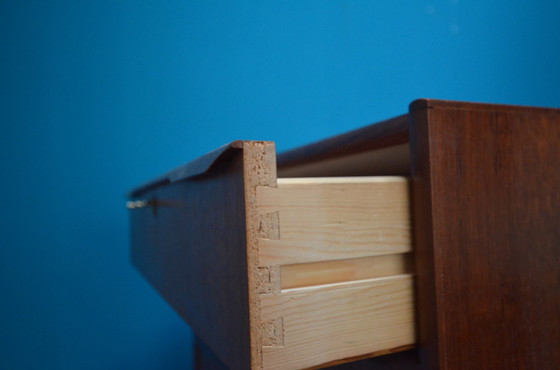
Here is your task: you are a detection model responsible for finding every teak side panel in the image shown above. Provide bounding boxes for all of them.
[410,100,560,370]
[130,150,251,370]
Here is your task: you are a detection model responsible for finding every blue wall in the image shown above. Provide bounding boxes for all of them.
[1,1,559,369]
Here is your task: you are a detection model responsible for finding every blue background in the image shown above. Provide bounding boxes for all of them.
[1,1,559,369]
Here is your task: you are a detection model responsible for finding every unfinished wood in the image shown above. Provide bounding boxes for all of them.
[280,253,412,289]
[272,116,420,369]
[255,175,415,369]
[241,141,281,370]
[256,177,411,266]
[260,275,416,370]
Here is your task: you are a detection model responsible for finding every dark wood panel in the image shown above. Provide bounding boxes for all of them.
[410,99,560,370]
[130,150,251,370]
[277,115,409,170]
[328,350,420,370]
[194,336,229,370]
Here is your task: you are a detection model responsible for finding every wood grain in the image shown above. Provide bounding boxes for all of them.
[256,177,412,266]
[277,114,409,171]
[130,145,417,369]
[130,148,251,370]
[280,253,412,289]
[260,275,416,370]
[131,99,560,370]
[410,99,560,370]
[278,144,410,178]
[256,176,415,369]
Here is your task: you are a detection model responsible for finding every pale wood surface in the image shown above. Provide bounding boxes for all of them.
[256,177,411,266]
[280,253,412,289]
[255,176,415,369]
[260,275,416,370]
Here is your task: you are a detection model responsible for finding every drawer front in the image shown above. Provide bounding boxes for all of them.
[129,151,253,370]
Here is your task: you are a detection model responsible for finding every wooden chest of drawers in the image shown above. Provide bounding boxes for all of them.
[128,99,560,369]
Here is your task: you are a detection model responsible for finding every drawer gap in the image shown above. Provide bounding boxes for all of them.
[280,253,413,290]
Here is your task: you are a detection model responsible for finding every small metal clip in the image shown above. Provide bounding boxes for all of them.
[126,200,152,209]
[126,198,178,217]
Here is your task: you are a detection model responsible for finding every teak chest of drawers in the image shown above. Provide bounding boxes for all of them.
[128,99,560,370]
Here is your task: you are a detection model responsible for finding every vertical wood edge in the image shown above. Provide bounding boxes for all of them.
[408,103,443,370]
[242,141,280,369]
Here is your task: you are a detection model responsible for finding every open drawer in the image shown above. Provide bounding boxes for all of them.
[129,112,415,370]
[256,176,414,369]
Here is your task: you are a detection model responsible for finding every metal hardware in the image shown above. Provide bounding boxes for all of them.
[127,199,179,209]
[126,200,152,209]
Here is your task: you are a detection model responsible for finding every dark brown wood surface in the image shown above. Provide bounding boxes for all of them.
[328,350,420,370]
[129,141,243,198]
[409,99,560,370]
[194,336,229,370]
[130,149,251,370]
[277,114,409,170]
